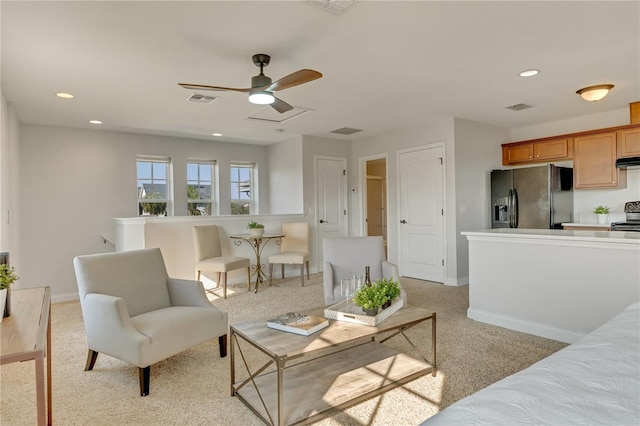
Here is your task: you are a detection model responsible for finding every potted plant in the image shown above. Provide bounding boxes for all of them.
[377,278,401,309]
[246,220,265,236]
[353,282,389,316]
[593,205,610,224]
[0,264,19,321]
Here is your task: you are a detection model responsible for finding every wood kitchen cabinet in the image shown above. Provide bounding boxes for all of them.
[574,131,626,189]
[617,127,640,157]
[502,137,572,165]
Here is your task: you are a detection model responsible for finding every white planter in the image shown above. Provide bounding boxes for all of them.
[596,214,609,225]
[0,288,6,323]
[248,228,264,236]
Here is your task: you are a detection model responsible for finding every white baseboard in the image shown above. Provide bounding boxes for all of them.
[444,276,469,286]
[467,307,584,344]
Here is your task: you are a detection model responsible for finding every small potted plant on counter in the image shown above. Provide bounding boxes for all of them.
[0,264,19,321]
[593,205,610,225]
[247,220,265,236]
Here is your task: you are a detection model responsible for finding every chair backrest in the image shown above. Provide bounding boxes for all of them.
[322,236,386,284]
[193,225,222,262]
[73,248,171,317]
[281,222,309,253]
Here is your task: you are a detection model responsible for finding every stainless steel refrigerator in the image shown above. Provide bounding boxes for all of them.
[491,164,573,229]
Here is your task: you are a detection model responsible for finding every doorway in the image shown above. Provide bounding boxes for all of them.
[363,158,388,247]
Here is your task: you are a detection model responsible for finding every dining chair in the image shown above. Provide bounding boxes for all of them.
[268,222,310,287]
[192,225,251,298]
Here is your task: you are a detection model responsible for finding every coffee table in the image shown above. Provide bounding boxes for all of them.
[230,305,436,426]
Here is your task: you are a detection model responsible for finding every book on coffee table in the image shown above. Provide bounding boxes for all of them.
[266,312,329,336]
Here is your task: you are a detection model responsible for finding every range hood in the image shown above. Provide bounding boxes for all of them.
[616,157,640,169]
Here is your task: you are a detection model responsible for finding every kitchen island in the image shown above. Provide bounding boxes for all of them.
[462,228,640,343]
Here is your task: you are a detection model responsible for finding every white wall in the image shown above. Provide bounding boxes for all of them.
[268,137,304,214]
[511,107,640,221]
[453,118,510,283]
[18,124,272,301]
[349,119,457,281]
[0,91,21,272]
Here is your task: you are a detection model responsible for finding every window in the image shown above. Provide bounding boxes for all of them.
[137,157,171,216]
[187,160,215,215]
[230,163,255,215]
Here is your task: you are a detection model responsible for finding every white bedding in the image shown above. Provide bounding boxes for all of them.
[423,302,640,425]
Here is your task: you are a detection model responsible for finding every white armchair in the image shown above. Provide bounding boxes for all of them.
[322,236,400,306]
[73,248,228,396]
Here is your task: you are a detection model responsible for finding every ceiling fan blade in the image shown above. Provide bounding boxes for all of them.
[178,83,252,93]
[271,97,294,113]
[266,69,322,92]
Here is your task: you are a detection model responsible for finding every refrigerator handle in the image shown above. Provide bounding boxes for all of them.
[507,189,513,228]
[513,188,519,228]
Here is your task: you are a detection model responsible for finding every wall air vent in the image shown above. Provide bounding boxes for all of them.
[187,93,217,104]
[505,103,532,111]
[330,127,363,135]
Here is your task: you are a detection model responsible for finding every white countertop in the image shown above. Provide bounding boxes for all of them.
[462,228,640,244]
[561,222,611,228]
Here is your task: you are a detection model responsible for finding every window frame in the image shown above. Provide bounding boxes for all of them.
[136,156,172,217]
[230,162,256,215]
[187,159,217,216]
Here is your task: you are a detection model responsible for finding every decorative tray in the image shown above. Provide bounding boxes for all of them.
[324,291,406,327]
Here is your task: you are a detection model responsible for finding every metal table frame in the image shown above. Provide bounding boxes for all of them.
[230,234,283,292]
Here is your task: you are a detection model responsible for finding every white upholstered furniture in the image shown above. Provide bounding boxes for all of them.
[422,302,640,425]
[193,224,251,299]
[73,248,228,396]
[322,236,399,306]
[268,222,310,286]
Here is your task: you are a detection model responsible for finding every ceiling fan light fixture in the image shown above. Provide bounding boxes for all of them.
[576,84,614,102]
[249,91,275,105]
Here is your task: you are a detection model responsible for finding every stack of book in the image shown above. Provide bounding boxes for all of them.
[266,312,329,336]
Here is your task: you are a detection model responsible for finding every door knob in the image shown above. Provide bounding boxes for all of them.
[400,220,407,224]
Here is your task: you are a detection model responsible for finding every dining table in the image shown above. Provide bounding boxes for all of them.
[229,234,284,292]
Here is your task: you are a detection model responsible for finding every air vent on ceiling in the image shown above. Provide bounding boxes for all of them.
[187,93,217,104]
[505,103,532,111]
[330,127,363,135]
[308,0,354,15]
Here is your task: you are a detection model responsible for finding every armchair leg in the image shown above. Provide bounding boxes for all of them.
[222,273,227,299]
[219,334,228,358]
[281,264,285,279]
[246,267,251,292]
[84,350,99,371]
[139,366,150,396]
[269,264,274,285]
[306,260,310,280]
[300,264,304,287]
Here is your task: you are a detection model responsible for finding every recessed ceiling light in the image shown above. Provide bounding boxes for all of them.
[212,133,223,137]
[89,120,102,125]
[519,69,539,77]
[56,92,74,99]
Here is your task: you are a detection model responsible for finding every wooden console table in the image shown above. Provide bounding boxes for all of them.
[1,287,52,425]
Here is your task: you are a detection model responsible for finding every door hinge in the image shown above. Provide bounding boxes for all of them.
[441,209,444,215]
[344,209,346,215]
[442,259,444,266]
[343,169,346,176]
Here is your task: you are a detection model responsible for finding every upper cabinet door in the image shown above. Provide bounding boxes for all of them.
[574,132,626,189]
[617,128,640,158]
[502,143,534,165]
[534,138,573,161]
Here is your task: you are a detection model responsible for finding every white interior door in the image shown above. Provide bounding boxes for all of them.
[316,157,348,270]
[398,145,444,282]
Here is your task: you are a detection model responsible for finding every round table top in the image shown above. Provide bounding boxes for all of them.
[229,234,284,240]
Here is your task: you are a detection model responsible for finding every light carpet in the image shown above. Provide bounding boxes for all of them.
[0,275,566,425]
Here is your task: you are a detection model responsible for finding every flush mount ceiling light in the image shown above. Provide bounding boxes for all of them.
[519,69,539,77]
[56,92,74,99]
[576,84,614,102]
[248,90,275,105]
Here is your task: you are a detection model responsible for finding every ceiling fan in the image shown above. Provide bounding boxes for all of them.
[179,54,322,113]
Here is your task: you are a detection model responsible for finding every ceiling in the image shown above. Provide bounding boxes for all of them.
[2,1,639,146]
